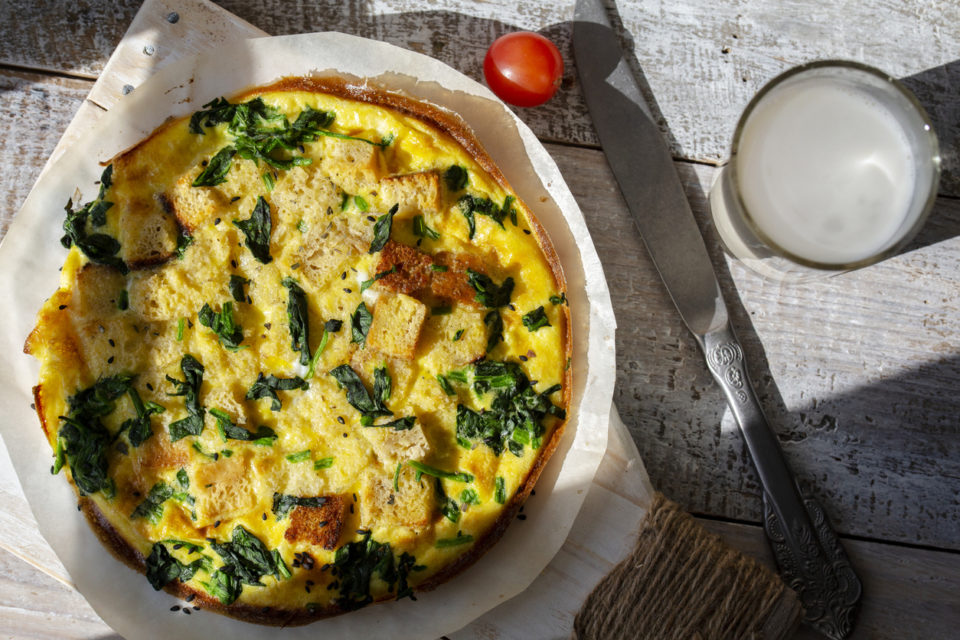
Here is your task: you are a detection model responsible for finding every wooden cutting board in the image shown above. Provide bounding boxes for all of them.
[0,0,654,636]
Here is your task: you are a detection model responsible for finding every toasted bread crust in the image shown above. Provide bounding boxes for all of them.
[31,75,573,625]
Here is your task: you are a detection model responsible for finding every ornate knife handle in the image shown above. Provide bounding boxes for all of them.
[698,323,862,640]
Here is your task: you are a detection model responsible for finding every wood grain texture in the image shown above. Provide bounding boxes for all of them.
[4,68,959,552]
[2,0,957,196]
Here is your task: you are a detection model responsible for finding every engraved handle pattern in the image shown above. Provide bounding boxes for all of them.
[699,324,863,640]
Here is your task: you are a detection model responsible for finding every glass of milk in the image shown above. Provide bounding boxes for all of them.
[710,60,940,280]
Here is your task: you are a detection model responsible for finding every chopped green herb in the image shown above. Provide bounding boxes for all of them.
[393,461,402,492]
[191,442,216,459]
[502,195,518,226]
[175,317,185,341]
[435,533,474,548]
[453,328,464,342]
[350,302,373,345]
[130,481,173,524]
[460,488,480,506]
[198,301,245,351]
[229,275,250,302]
[177,468,189,489]
[408,460,473,483]
[432,306,452,316]
[285,450,312,463]
[444,165,468,191]
[246,372,308,411]
[446,369,469,384]
[494,476,507,504]
[297,219,307,233]
[354,195,369,212]
[412,214,440,240]
[369,204,398,254]
[272,492,328,520]
[522,306,551,332]
[117,289,129,311]
[233,196,273,263]
[466,269,514,308]
[430,264,449,272]
[192,146,237,187]
[435,478,460,523]
[549,292,567,305]
[166,355,205,441]
[314,457,334,471]
[304,330,329,380]
[341,191,351,211]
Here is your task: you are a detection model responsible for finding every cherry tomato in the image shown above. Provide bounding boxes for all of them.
[483,31,564,107]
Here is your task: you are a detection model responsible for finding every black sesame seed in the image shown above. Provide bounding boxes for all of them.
[318,520,328,527]
[193,606,200,611]
[352,493,358,502]
[171,605,180,611]
[343,288,352,294]
[342,432,348,438]
[214,520,221,527]
[230,196,240,203]
[349,504,354,514]
[173,543,183,550]
[183,608,191,615]
[29,403,35,410]
[262,513,268,520]
[201,160,208,167]
[146,382,153,391]
[305,586,311,593]
[306,580,315,586]
[133,491,141,497]
[340,272,347,280]
[107,356,115,364]
[518,514,527,520]
[214,217,221,225]
[519,355,528,361]
[231,260,237,268]
[508,303,516,311]
[366,215,376,222]
[298,145,305,153]
[185,594,196,603]
[337,416,345,424]
[58,304,66,310]
[264,322,272,329]
[523,229,531,235]
[213,453,219,461]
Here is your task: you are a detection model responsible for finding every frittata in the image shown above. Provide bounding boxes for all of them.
[25,77,570,624]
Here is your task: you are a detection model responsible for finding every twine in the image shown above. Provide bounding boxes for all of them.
[573,493,801,640]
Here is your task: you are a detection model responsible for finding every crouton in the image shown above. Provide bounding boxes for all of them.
[360,466,434,533]
[377,171,441,220]
[375,240,434,297]
[319,138,383,195]
[192,453,259,526]
[418,305,487,367]
[298,219,366,289]
[362,419,431,466]
[72,264,126,318]
[118,194,179,268]
[283,494,346,550]
[367,293,427,359]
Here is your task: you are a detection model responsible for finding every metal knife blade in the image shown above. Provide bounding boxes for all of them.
[573,1,862,637]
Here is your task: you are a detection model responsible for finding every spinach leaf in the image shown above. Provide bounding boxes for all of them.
[209,408,276,444]
[521,306,551,332]
[434,478,460,523]
[325,319,343,333]
[412,215,440,240]
[233,196,273,263]
[436,374,455,396]
[466,270,514,308]
[175,228,194,260]
[350,302,373,345]
[198,301,245,350]
[359,266,396,292]
[330,531,422,610]
[229,274,250,302]
[246,372,308,411]
[455,361,564,457]
[166,355,206,441]
[369,204,398,254]
[281,277,309,365]
[145,542,205,591]
[203,569,243,605]
[271,492,328,521]
[458,195,505,239]
[60,165,127,273]
[364,416,416,431]
[435,533,474,548]
[210,525,287,589]
[328,364,392,423]
[122,387,164,447]
[54,375,134,496]
[192,146,237,187]
[130,481,174,524]
[549,292,567,305]
[484,309,504,353]
[444,165,468,191]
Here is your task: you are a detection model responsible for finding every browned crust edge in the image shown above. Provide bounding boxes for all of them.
[39,74,575,626]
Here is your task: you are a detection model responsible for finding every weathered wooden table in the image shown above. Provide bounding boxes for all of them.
[1,1,958,638]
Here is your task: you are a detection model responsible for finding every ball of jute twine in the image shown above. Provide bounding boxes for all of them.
[572,493,802,640]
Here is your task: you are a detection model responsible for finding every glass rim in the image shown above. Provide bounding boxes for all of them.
[727,59,941,271]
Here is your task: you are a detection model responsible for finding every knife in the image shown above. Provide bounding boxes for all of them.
[572,1,862,637]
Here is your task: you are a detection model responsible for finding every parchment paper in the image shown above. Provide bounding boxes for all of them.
[0,33,616,639]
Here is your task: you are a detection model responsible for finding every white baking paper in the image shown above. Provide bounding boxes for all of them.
[0,33,616,639]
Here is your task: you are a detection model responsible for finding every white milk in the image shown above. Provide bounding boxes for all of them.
[735,76,917,265]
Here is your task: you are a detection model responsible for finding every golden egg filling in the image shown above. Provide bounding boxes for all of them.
[25,77,570,624]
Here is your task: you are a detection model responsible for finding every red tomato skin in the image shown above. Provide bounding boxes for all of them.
[483,31,564,107]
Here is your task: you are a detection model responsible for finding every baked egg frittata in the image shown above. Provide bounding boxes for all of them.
[25,77,570,624]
